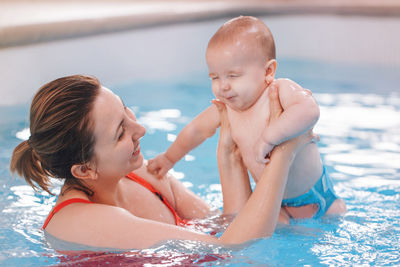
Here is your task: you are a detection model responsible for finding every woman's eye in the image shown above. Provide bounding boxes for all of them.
[210,76,219,80]
[229,74,239,78]
[118,127,125,140]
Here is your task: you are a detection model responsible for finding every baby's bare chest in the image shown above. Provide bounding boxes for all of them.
[229,113,267,147]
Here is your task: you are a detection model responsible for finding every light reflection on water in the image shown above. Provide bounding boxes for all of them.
[138,108,189,133]
[1,67,399,266]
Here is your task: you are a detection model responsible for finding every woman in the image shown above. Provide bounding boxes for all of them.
[10,75,315,250]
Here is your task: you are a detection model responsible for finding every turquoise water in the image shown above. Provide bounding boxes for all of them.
[1,58,399,266]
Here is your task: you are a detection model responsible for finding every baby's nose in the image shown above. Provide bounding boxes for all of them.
[220,79,230,91]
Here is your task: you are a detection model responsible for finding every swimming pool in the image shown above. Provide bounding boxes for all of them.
[1,57,399,266]
[1,16,400,266]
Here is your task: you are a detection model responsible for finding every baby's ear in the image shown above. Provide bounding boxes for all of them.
[265,59,277,85]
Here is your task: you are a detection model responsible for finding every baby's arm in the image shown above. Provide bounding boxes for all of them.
[147,105,220,178]
[256,79,320,163]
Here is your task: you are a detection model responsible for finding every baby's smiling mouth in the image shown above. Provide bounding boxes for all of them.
[221,94,236,102]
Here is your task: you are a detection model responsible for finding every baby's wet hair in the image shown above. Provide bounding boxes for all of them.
[208,16,276,61]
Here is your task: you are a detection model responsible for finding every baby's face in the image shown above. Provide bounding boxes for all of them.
[206,41,267,111]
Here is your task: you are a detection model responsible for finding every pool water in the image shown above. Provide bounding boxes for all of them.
[1,58,399,266]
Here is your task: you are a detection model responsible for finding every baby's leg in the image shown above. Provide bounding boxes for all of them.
[326,198,347,214]
[283,204,319,219]
[278,208,290,224]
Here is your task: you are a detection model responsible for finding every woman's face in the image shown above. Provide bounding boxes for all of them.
[90,87,146,179]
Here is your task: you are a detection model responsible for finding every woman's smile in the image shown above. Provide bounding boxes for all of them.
[132,145,141,157]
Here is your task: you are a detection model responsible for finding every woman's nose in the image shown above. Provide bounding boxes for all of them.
[131,121,146,140]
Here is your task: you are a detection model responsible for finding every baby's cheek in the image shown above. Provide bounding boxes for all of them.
[211,87,218,97]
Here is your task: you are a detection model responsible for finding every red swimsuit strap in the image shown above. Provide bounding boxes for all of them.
[125,172,186,226]
[42,198,93,229]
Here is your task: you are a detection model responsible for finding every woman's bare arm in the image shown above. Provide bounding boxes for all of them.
[213,99,252,215]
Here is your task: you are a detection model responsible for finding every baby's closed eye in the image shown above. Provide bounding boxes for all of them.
[227,72,241,78]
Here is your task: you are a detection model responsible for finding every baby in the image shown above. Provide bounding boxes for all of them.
[148,16,346,219]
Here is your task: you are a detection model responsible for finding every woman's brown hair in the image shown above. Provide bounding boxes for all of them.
[10,75,101,195]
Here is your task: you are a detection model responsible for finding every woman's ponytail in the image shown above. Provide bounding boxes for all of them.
[10,139,52,194]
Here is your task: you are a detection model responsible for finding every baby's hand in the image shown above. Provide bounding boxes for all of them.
[255,140,275,164]
[147,153,174,179]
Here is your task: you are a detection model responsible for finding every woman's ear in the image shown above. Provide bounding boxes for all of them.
[265,59,277,85]
[70,163,97,180]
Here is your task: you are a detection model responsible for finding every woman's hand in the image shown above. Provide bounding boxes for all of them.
[255,81,283,163]
[212,99,239,157]
[268,82,319,160]
[267,81,283,124]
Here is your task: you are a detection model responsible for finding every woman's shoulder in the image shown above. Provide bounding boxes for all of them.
[44,199,165,249]
[49,194,132,224]
[45,196,136,235]
[127,163,176,203]
[131,162,166,182]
